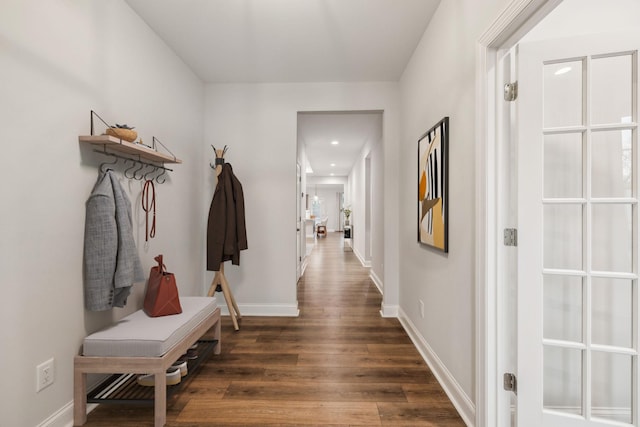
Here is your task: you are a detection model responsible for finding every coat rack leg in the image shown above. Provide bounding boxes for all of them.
[208,265,240,331]
[220,271,241,323]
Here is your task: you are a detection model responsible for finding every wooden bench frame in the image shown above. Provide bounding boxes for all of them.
[74,307,221,427]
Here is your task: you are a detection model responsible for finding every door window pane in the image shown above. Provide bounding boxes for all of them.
[592,130,633,198]
[591,55,633,125]
[592,278,633,348]
[544,133,583,198]
[544,346,582,415]
[591,351,632,424]
[591,204,633,273]
[544,204,583,270]
[544,60,584,128]
[543,275,583,342]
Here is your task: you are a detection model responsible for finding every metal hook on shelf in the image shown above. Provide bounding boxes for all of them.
[99,153,119,173]
[123,159,138,179]
[144,164,159,181]
[155,167,167,184]
[132,161,146,180]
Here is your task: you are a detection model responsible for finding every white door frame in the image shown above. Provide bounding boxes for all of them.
[475,0,563,426]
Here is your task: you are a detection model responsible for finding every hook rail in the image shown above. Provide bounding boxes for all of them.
[93,149,171,184]
[93,149,173,173]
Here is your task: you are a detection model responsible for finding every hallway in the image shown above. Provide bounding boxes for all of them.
[83,232,464,426]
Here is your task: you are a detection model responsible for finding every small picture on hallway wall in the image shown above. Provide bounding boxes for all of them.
[417,116,449,252]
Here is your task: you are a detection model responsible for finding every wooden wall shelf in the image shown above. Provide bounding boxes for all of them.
[79,135,182,164]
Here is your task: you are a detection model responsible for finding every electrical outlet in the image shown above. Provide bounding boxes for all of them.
[419,299,425,318]
[36,358,55,392]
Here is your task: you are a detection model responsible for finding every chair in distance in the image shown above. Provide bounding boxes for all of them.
[316,217,328,238]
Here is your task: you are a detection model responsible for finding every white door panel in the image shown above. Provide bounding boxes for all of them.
[517,31,639,427]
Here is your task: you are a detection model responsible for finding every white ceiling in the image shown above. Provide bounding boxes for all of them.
[125,0,440,176]
[298,111,382,177]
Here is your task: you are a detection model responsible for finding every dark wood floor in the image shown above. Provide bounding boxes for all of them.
[83,232,465,426]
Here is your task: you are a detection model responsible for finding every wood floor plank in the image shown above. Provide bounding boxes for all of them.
[262,366,436,384]
[378,402,466,426]
[176,400,382,426]
[81,232,464,426]
[229,342,371,355]
[208,352,299,366]
[367,343,424,356]
[223,381,408,402]
[296,353,426,368]
[402,384,457,405]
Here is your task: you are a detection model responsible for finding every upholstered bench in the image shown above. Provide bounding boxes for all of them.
[74,297,221,427]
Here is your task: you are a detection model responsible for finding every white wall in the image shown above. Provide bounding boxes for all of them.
[397,0,511,418]
[371,139,385,287]
[348,151,366,260]
[204,82,400,316]
[347,135,382,267]
[0,1,205,425]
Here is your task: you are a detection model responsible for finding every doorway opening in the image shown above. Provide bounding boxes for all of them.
[296,110,383,282]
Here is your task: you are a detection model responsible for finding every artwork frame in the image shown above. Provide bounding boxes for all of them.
[417,116,449,252]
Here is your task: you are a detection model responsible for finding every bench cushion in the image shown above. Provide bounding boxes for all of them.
[83,296,218,357]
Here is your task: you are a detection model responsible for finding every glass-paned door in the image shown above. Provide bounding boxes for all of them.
[517,32,639,427]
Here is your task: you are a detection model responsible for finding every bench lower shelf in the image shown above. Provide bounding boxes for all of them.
[87,339,218,405]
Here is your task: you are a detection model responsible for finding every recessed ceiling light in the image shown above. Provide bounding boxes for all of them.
[330,163,336,167]
[331,140,339,145]
[555,66,572,75]
[330,173,335,176]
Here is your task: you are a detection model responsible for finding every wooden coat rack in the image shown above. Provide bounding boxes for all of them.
[207,146,242,330]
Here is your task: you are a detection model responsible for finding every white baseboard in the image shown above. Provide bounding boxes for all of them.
[380,303,398,317]
[38,379,103,427]
[219,303,300,317]
[398,308,475,427]
[37,401,74,427]
[352,247,371,267]
[369,270,383,294]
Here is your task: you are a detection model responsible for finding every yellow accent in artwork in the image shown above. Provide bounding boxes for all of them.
[419,171,427,201]
[432,198,445,249]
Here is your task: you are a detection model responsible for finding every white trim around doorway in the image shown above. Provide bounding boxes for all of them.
[475,1,563,426]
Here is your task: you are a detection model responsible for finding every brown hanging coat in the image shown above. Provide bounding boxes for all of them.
[207,163,248,271]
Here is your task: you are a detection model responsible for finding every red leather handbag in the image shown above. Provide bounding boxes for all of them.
[143,255,182,317]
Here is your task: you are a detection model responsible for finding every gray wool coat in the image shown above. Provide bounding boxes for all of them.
[83,171,144,311]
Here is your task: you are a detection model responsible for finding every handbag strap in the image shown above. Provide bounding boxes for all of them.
[142,179,156,241]
[154,255,166,273]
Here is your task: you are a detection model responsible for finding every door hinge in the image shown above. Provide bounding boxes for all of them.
[504,81,518,101]
[503,372,517,394]
[503,228,518,246]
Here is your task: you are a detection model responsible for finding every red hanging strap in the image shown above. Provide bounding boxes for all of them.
[142,180,156,241]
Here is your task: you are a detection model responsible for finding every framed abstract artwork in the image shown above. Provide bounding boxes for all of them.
[417,117,449,252]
